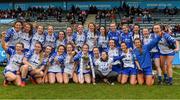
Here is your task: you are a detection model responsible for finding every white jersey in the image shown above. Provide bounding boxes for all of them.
[95,58,113,76]
[74,33,86,48]
[31,32,45,50]
[66,35,73,43]
[108,48,120,65]
[6,28,22,47]
[143,34,158,53]
[97,35,108,48]
[19,32,32,49]
[158,38,174,54]
[44,33,56,48]
[86,31,96,51]
[64,54,74,75]
[5,53,24,71]
[121,49,135,68]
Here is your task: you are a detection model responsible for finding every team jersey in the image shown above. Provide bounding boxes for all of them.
[132,32,143,41]
[56,39,67,48]
[66,35,73,43]
[114,49,136,68]
[107,30,121,47]
[25,50,46,69]
[48,52,65,72]
[106,47,120,65]
[143,33,159,53]
[44,32,57,48]
[133,35,161,69]
[158,32,176,54]
[72,32,86,48]
[94,58,113,76]
[120,32,133,49]
[85,30,97,51]
[73,52,94,73]
[5,28,22,47]
[97,35,108,49]
[30,32,45,50]
[63,54,74,75]
[19,32,32,50]
[5,48,24,71]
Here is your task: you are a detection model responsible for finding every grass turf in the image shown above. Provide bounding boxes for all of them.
[0,67,180,99]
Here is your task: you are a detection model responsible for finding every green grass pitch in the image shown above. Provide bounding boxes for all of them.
[0,67,180,99]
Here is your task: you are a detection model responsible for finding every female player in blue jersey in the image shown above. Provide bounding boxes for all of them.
[133,31,162,86]
[72,24,86,51]
[120,24,133,49]
[5,21,23,49]
[44,25,57,49]
[31,25,45,50]
[106,39,121,83]
[47,45,65,84]
[1,31,24,86]
[73,44,95,84]
[63,43,78,84]
[154,24,179,85]
[85,22,98,52]
[97,26,108,52]
[55,31,67,49]
[142,28,162,84]
[19,22,33,53]
[107,22,121,48]
[20,42,46,86]
[114,42,141,85]
[66,27,74,43]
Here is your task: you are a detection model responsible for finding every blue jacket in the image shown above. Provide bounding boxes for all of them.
[133,35,161,69]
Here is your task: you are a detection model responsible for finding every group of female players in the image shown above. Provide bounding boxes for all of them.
[1,21,179,87]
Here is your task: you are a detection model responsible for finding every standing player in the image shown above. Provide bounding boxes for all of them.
[142,28,162,84]
[55,31,67,49]
[97,26,108,52]
[72,24,86,51]
[154,24,179,85]
[5,21,23,49]
[19,23,33,53]
[30,25,45,50]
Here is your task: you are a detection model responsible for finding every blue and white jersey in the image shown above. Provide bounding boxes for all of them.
[120,32,133,49]
[107,30,121,47]
[73,52,93,73]
[5,28,22,47]
[119,49,136,68]
[44,32,57,48]
[158,32,176,54]
[55,39,67,48]
[85,31,97,51]
[25,50,46,69]
[72,32,86,48]
[5,48,24,71]
[64,54,74,75]
[48,52,65,72]
[132,32,143,41]
[30,32,45,50]
[66,35,73,43]
[133,35,161,69]
[97,35,108,49]
[94,58,113,76]
[19,32,32,50]
[106,47,120,65]
[143,33,159,53]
